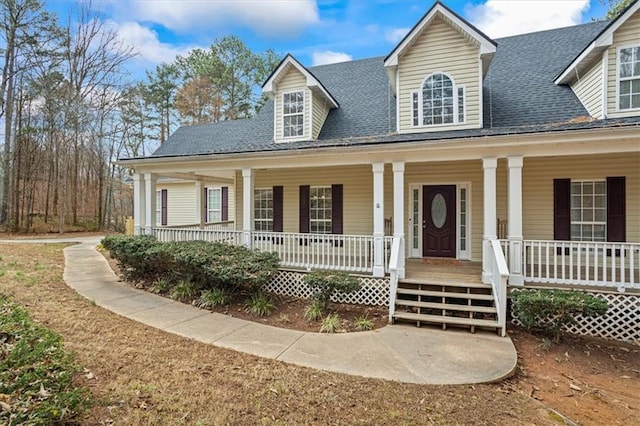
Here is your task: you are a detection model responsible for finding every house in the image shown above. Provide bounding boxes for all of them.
[120,1,640,340]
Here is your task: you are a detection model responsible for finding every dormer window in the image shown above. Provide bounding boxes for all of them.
[412,73,465,127]
[283,91,305,137]
[619,46,640,110]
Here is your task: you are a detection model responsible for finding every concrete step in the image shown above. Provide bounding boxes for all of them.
[395,299,497,314]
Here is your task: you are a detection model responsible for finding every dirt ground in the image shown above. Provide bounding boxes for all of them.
[0,241,638,425]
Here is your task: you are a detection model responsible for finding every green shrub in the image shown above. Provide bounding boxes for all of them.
[0,295,90,424]
[196,288,232,309]
[352,315,374,331]
[303,270,361,310]
[512,289,608,342]
[244,292,276,317]
[320,313,342,333]
[171,280,196,302]
[101,234,165,280]
[102,236,280,294]
[303,300,324,322]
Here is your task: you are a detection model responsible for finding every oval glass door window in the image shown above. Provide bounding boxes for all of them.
[431,193,447,228]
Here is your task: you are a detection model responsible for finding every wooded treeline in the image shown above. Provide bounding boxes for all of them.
[0,0,279,233]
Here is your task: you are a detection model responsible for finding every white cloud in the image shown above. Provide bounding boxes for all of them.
[385,27,410,44]
[466,0,590,38]
[113,0,320,37]
[108,20,194,65]
[312,50,352,66]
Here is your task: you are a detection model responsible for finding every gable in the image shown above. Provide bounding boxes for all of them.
[396,15,483,133]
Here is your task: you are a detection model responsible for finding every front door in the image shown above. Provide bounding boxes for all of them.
[422,185,456,258]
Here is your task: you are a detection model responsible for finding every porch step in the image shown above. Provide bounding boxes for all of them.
[396,288,494,301]
[393,312,499,328]
[395,299,497,314]
[393,278,500,334]
[399,278,490,289]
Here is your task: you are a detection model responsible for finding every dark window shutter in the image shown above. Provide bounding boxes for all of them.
[161,189,168,226]
[553,179,570,241]
[331,184,343,234]
[273,186,283,232]
[204,187,208,222]
[607,176,625,242]
[299,185,310,233]
[221,186,229,221]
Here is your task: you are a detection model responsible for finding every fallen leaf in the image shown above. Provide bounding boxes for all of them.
[0,401,11,413]
[569,383,582,391]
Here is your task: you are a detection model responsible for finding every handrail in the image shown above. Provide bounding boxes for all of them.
[489,239,509,337]
[387,236,402,324]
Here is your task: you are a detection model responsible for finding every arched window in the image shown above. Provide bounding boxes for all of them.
[423,73,453,125]
[412,73,465,127]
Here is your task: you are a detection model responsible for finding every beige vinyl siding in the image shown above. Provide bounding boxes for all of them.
[274,68,311,141]
[397,16,481,133]
[237,165,375,235]
[311,93,330,139]
[157,182,197,226]
[607,10,640,118]
[157,181,236,227]
[518,153,640,243]
[571,59,603,118]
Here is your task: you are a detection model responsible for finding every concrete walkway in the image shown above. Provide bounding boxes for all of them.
[2,236,518,385]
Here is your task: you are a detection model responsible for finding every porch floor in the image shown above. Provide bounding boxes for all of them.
[405,258,483,284]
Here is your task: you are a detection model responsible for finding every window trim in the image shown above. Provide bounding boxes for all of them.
[616,45,640,112]
[411,72,465,128]
[282,90,305,139]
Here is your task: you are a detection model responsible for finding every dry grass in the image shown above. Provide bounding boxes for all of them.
[0,243,560,425]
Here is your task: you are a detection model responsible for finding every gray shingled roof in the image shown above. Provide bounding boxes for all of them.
[149,20,638,159]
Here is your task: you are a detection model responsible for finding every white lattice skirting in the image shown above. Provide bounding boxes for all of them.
[510,288,639,344]
[264,270,390,306]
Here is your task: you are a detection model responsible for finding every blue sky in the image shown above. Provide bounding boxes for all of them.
[47,0,611,79]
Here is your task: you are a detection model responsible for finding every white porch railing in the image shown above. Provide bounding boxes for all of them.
[488,239,509,337]
[252,231,392,274]
[152,227,244,245]
[521,240,640,292]
[387,236,403,323]
[156,221,236,231]
[148,227,392,275]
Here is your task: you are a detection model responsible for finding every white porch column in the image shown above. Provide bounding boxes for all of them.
[392,161,405,279]
[144,173,157,235]
[195,180,205,229]
[482,158,498,283]
[242,168,254,248]
[372,163,385,277]
[508,156,524,285]
[133,173,146,235]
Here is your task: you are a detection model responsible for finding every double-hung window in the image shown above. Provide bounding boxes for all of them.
[254,188,273,231]
[207,188,222,222]
[619,46,640,110]
[310,186,332,234]
[412,73,465,126]
[570,180,606,242]
[283,91,304,137]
